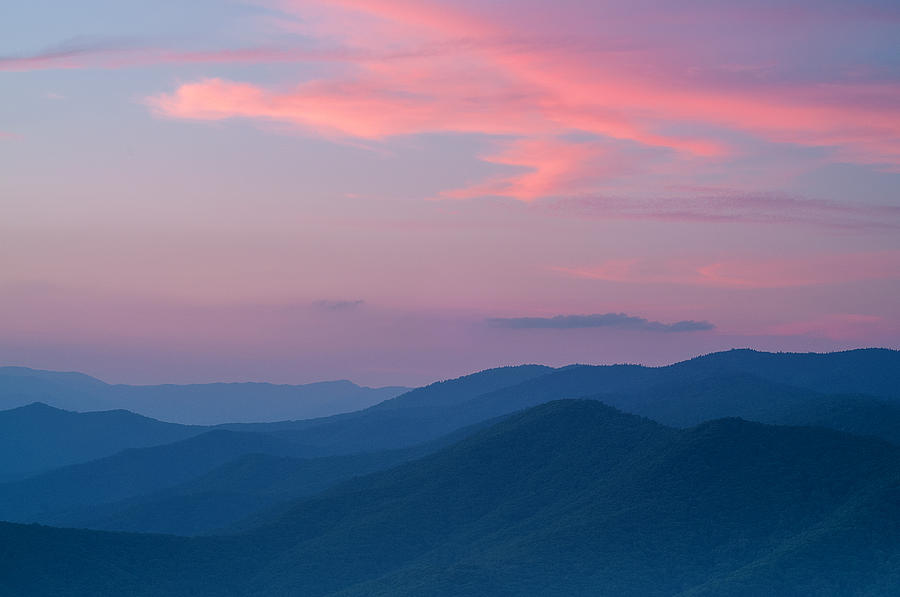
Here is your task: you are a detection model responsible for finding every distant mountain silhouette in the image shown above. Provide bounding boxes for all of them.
[3,400,900,596]
[218,363,554,435]
[5,348,896,430]
[221,364,559,453]
[0,402,203,479]
[369,364,555,410]
[670,347,900,398]
[4,349,900,536]
[225,349,900,455]
[0,366,409,424]
[0,368,111,411]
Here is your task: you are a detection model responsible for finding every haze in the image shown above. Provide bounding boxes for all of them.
[2,0,899,386]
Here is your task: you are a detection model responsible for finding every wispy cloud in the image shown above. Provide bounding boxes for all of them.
[0,36,142,71]
[313,299,365,311]
[0,36,516,72]
[11,5,898,205]
[487,312,715,332]
[557,251,900,289]
[143,0,900,202]
[543,193,900,230]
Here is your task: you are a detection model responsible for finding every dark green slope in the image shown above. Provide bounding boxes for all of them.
[3,401,900,596]
[659,431,894,597]
[0,522,243,597]
[770,394,900,444]
[67,452,400,536]
[243,403,900,597]
[0,402,205,479]
[243,401,675,596]
[679,479,900,597]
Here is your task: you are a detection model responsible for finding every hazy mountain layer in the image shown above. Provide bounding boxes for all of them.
[0,429,308,523]
[4,349,900,533]
[0,366,409,424]
[238,349,900,455]
[0,414,498,535]
[0,402,204,479]
[3,400,900,596]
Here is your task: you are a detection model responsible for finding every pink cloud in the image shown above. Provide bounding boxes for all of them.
[441,138,632,202]
[139,0,900,201]
[12,4,896,202]
[146,76,547,140]
[558,251,900,289]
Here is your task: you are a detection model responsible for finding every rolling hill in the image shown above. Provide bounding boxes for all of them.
[241,400,900,596]
[234,349,900,456]
[0,402,204,479]
[5,349,899,528]
[5,349,900,538]
[0,429,308,524]
[0,417,500,535]
[3,400,900,596]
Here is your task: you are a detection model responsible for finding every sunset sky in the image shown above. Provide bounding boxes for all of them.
[2,0,899,386]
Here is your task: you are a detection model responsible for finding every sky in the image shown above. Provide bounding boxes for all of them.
[1,0,899,386]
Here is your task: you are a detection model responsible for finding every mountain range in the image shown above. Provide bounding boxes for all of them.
[3,400,900,596]
[0,366,409,424]
[2,348,900,595]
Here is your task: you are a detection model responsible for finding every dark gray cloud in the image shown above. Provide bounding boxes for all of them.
[313,299,365,311]
[487,312,715,332]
